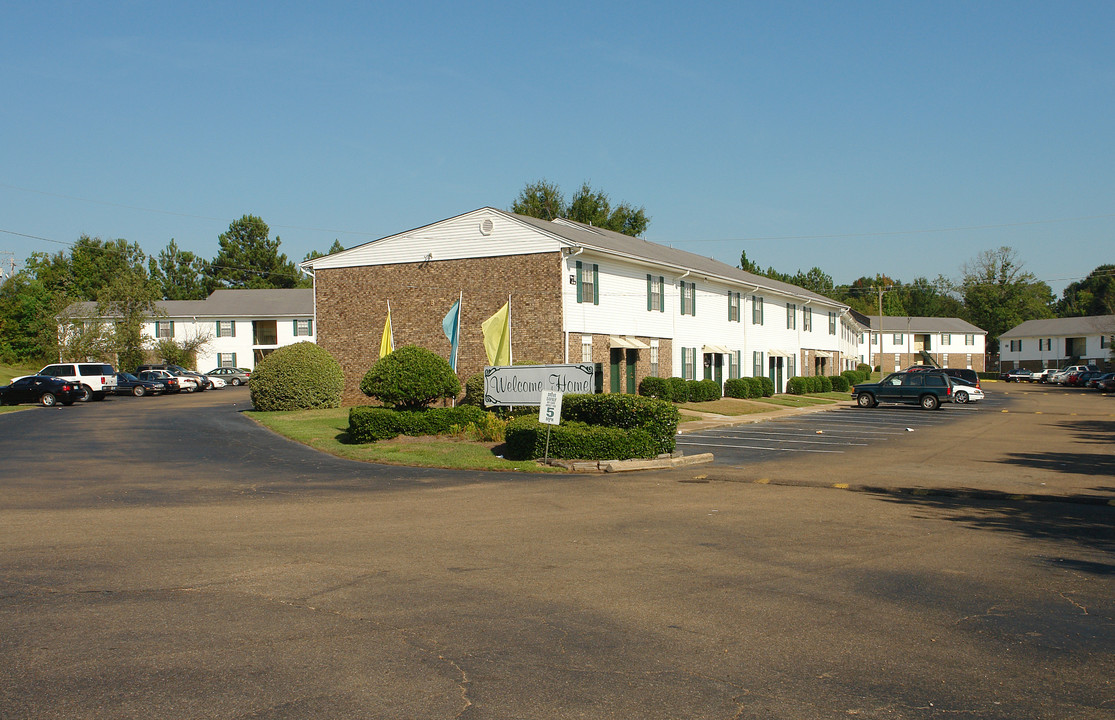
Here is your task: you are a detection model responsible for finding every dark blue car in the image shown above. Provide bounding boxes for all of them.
[0,375,84,407]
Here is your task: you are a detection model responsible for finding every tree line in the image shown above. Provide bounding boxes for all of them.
[0,214,340,365]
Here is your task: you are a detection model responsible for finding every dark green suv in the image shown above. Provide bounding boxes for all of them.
[851,371,953,410]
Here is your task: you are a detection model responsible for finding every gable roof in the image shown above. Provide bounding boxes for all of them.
[304,207,848,309]
[863,316,985,334]
[64,289,313,320]
[1000,314,1115,338]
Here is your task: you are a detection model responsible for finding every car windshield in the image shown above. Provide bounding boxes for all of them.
[119,372,139,381]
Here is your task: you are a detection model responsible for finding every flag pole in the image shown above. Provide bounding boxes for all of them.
[507,293,512,365]
[454,290,462,372]
[388,299,394,352]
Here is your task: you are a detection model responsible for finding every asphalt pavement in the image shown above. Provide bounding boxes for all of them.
[1,385,1112,719]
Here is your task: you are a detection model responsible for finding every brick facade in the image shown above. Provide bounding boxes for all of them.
[566,333,674,394]
[315,253,565,404]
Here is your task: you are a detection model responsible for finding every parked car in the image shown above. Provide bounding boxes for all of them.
[1050,365,1099,385]
[137,369,182,393]
[111,372,166,397]
[136,364,210,391]
[208,376,226,389]
[1097,375,1115,393]
[949,379,984,404]
[0,375,83,406]
[205,367,252,386]
[851,370,954,410]
[1069,371,1102,388]
[37,362,117,401]
[1088,372,1114,389]
[940,367,980,389]
[999,368,1034,383]
[1035,368,1060,383]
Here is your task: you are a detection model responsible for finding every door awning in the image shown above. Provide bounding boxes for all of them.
[609,336,650,349]
[702,344,731,354]
[767,349,793,358]
[813,350,833,358]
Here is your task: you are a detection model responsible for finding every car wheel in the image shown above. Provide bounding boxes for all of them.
[955,390,968,404]
[78,385,93,402]
[856,393,875,408]
[232,378,241,386]
[920,394,940,410]
[133,385,146,397]
[185,385,195,393]
[40,393,57,407]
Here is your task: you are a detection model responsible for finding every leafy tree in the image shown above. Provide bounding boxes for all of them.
[303,240,345,262]
[0,272,60,362]
[97,265,162,371]
[957,246,1054,353]
[25,236,147,302]
[738,251,763,274]
[1056,264,1115,317]
[149,239,210,300]
[511,179,565,221]
[791,267,834,296]
[511,180,650,237]
[210,215,299,289]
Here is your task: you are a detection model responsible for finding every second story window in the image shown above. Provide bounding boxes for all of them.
[828,311,837,335]
[294,319,313,336]
[680,281,696,316]
[156,321,174,339]
[751,296,764,325]
[728,291,740,322]
[217,320,235,338]
[576,261,599,305]
[647,275,664,312]
[787,303,796,329]
[803,307,812,332]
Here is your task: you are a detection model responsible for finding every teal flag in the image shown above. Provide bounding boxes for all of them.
[442,298,460,371]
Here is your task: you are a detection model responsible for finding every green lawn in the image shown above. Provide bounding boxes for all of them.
[1,362,40,385]
[678,397,776,416]
[247,407,559,472]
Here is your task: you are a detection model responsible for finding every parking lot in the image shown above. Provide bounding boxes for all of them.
[679,390,1010,466]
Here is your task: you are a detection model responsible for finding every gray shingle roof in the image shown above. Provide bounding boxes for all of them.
[1000,315,1115,338]
[64,289,313,319]
[862,316,985,333]
[507,211,845,307]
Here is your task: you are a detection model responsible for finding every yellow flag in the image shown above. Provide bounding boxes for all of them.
[379,308,394,358]
[481,301,511,365]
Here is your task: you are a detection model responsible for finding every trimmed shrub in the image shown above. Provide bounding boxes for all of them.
[360,345,460,410]
[830,375,850,392]
[759,376,775,397]
[348,405,487,443]
[667,376,690,403]
[561,393,678,455]
[459,372,485,406]
[787,377,808,395]
[504,417,660,461]
[857,363,872,377]
[638,376,673,401]
[690,379,722,402]
[724,378,750,399]
[818,375,833,392]
[745,377,764,398]
[250,341,344,411]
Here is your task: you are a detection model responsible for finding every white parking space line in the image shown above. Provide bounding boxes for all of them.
[688,432,867,447]
[675,440,845,454]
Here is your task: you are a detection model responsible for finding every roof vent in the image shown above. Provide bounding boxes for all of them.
[479,218,494,236]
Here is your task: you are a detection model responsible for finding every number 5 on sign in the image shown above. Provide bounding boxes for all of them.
[539,390,563,425]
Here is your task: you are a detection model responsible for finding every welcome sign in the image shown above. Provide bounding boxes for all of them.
[483,364,597,406]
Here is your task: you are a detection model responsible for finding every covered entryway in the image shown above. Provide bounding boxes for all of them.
[703,345,730,386]
[609,336,650,394]
[813,350,831,376]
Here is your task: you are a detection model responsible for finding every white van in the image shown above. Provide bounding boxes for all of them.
[38,362,118,401]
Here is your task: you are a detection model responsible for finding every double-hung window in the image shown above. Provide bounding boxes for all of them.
[646,275,664,312]
[787,303,797,330]
[803,307,812,332]
[649,340,659,377]
[728,291,741,322]
[218,353,237,368]
[681,347,697,379]
[294,319,313,336]
[680,281,696,316]
[828,311,837,335]
[576,261,599,305]
[752,351,763,377]
[751,296,764,325]
[965,334,975,346]
[893,333,904,345]
[581,336,593,363]
[941,333,951,345]
[155,320,174,339]
[216,320,235,338]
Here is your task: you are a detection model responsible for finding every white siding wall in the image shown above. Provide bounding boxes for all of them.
[1001,334,1106,368]
[139,316,316,372]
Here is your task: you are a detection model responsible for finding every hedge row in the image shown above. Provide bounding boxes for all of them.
[503,393,678,460]
[638,376,724,402]
[723,377,773,399]
[348,405,488,443]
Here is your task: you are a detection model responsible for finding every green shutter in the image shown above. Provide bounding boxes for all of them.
[215,321,222,338]
[307,319,312,335]
[691,283,695,315]
[680,282,685,314]
[659,277,665,312]
[647,274,653,311]
[230,321,235,337]
[728,291,733,320]
[576,260,583,303]
[592,264,599,305]
[293,319,299,334]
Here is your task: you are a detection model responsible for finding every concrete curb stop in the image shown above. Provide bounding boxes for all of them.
[547,452,715,474]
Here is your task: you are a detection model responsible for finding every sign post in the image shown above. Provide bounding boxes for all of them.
[538,390,563,464]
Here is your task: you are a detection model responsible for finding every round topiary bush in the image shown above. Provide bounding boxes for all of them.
[638,376,672,401]
[250,341,344,411]
[360,345,461,410]
[458,372,485,407]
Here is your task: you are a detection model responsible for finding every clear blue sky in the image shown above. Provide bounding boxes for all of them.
[2,1,1111,295]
